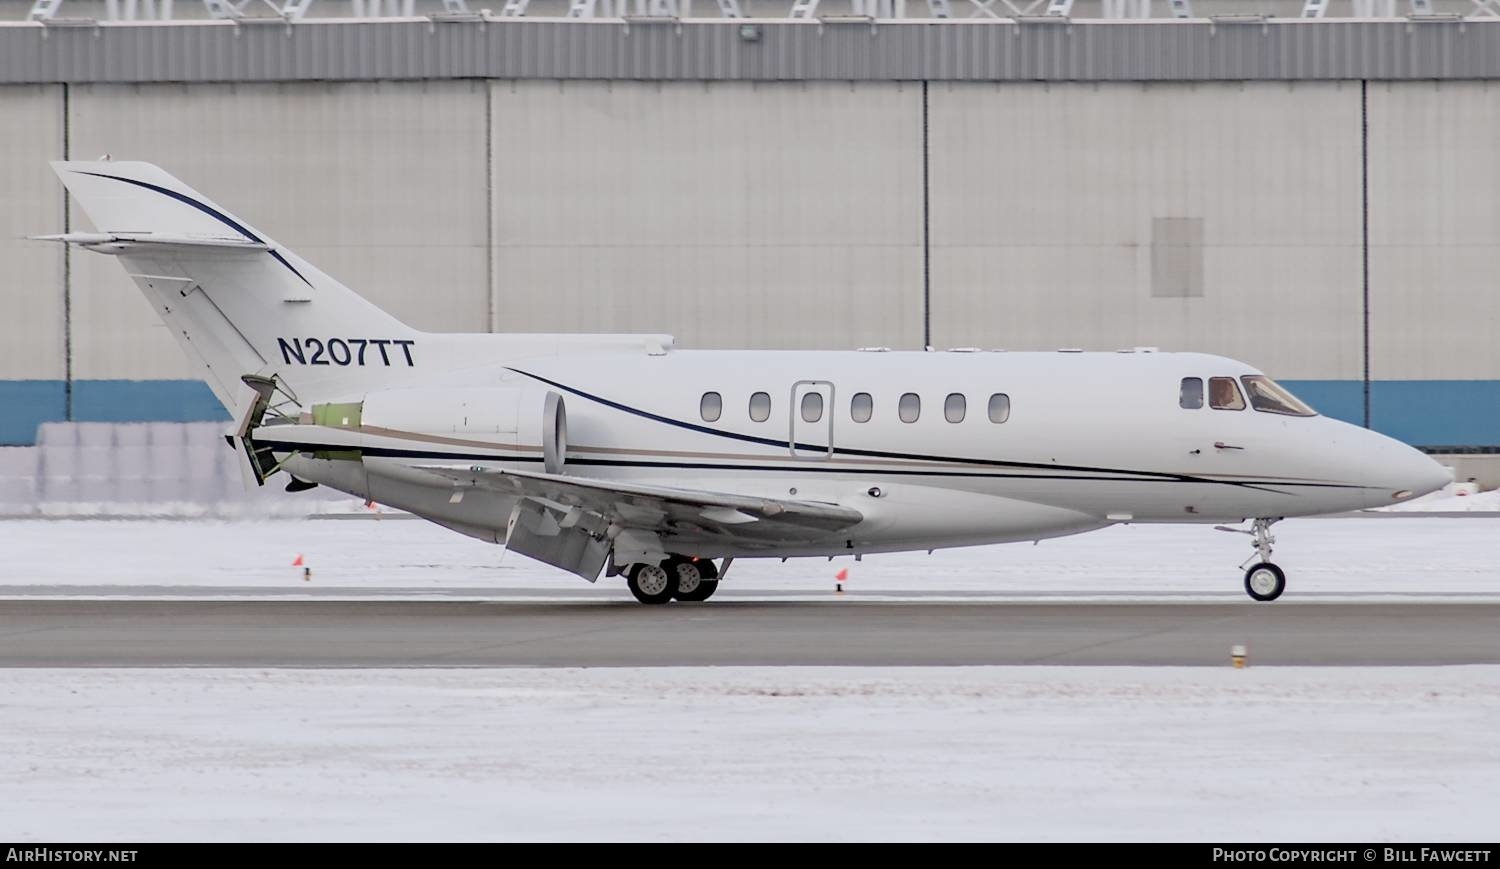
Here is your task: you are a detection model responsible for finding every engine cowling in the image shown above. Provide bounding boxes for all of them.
[350,386,568,474]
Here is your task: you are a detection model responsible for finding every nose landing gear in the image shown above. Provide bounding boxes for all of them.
[1217,518,1286,602]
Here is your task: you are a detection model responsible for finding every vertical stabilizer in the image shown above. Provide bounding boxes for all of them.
[49,161,420,410]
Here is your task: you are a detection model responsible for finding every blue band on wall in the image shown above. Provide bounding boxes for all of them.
[71,380,228,424]
[1284,380,1500,449]
[0,381,68,446]
[1,378,1494,448]
[0,380,227,445]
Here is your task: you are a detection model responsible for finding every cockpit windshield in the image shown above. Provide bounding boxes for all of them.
[1240,375,1317,417]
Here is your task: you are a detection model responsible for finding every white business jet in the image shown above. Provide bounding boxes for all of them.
[38,162,1451,604]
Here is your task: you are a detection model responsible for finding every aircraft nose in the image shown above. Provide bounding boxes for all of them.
[1404,451,1454,499]
[1336,423,1452,508]
[1384,442,1453,503]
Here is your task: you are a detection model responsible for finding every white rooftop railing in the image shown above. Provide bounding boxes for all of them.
[13,0,1494,19]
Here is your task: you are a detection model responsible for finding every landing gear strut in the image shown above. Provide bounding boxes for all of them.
[624,557,722,605]
[1240,517,1285,602]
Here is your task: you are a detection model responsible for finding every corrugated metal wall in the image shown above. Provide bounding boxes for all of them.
[3,77,1499,446]
[0,85,63,380]
[1369,80,1500,381]
[3,20,1500,85]
[64,80,490,385]
[929,81,1362,380]
[490,80,923,348]
[0,85,65,444]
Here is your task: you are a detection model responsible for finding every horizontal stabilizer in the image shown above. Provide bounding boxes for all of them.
[30,232,271,255]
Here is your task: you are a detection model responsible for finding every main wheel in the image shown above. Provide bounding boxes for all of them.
[685,579,719,602]
[1244,562,1286,602]
[673,558,720,602]
[627,562,676,605]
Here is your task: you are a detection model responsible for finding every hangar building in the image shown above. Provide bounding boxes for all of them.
[2,2,1497,468]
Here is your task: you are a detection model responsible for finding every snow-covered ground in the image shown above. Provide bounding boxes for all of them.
[1377,486,1500,513]
[6,513,1497,841]
[1,514,1496,600]
[2,666,1496,842]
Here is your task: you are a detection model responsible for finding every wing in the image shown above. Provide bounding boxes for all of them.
[418,465,864,543]
[415,465,863,580]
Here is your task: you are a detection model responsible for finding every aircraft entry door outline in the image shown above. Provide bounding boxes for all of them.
[789,380,835,459]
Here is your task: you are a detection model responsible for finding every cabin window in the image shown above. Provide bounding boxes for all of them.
[700,391,722,422]
[749,391,772,423]
[851,392,873,423]
[1241,375,1317,417]
[944,393,967,423]
[988,393,1011,424]
[801,392,824,424]
[1180,377,1204,409]
[899,393,921,423]
[1208,377,1246,411]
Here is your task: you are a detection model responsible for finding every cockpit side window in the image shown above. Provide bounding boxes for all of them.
[1179,377,1204,409]
[1208,377,1246,411]
[1241,375,1318,417]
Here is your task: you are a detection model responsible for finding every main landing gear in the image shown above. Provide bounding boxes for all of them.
[625,557,721,605]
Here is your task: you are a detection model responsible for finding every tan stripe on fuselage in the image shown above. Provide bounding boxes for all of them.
[348,425,1347,485]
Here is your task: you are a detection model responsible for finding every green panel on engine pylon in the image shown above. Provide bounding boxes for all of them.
[310,401,363,461]
[312,402,363,428]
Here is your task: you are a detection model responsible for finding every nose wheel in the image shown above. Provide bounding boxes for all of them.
[1217,517,1287,602]
[1244,562,1286,602]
